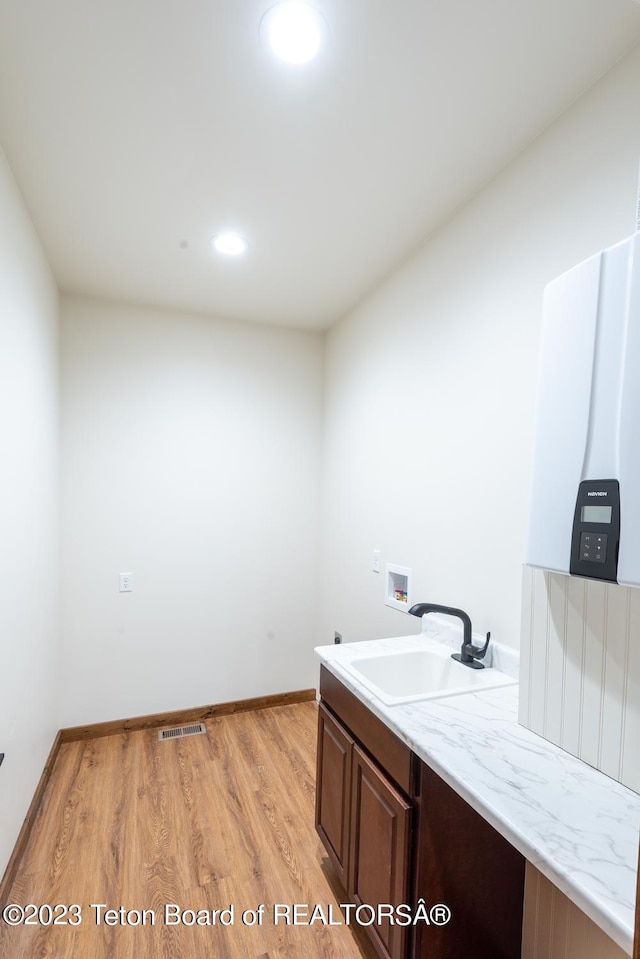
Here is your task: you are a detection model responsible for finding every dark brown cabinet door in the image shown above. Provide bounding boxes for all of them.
[348,744,412,959]
[315,703,354,886]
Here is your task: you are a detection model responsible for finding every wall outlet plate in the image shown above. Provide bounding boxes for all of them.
[119,572,133,592]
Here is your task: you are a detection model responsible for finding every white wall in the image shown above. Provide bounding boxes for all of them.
[59,295,324,726]
[3,29,640,885]
[0,150,59,874]
[320,45,640,650]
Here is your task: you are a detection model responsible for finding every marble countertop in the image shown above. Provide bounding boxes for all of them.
[315,631,640,956]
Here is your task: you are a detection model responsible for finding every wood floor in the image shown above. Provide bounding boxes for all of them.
[0,702,377,959]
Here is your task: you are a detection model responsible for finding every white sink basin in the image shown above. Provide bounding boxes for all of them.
[343,643,517,705]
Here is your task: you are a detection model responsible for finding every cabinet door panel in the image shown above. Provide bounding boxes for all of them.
[315,704,353,886]
[349,744,412,959]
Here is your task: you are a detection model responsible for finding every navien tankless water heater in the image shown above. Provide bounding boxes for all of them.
[525,231,640,587]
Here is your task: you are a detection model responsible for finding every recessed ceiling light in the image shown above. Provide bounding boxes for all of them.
[211,232,249,257]
[261,2,327,65]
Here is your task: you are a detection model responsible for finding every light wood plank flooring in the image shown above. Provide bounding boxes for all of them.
[0,702,376,959]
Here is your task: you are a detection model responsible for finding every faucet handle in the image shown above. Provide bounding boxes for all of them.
[463,631,491,660]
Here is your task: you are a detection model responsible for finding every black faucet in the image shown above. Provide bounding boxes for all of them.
[408,603,491,670]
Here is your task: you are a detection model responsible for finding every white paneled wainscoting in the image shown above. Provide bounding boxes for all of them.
[519,565,640,794]
[522,865,628,959]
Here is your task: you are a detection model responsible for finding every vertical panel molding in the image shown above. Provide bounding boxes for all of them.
[522,863,629,959]
[519,566,640,795]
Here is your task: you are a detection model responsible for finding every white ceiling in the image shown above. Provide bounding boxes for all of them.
[1,1,640,331]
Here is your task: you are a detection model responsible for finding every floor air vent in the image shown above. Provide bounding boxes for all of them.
[158,722,207,741]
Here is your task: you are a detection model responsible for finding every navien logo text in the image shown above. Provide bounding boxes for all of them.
[587,491,608,497]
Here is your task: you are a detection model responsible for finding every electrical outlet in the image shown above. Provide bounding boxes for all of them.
[372,549,381,573]
[334,631,342,644]
[119,572,133,592]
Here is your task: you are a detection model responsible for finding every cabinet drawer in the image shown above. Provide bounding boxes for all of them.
[319,665,413,794]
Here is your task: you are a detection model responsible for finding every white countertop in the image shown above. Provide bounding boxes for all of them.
[315,632,640,956]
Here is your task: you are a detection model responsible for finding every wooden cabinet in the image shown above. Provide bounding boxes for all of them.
[315,674,414,959]
[316,702,353,886]
[348,743,412,959]
[316,665,525,959]
[412,760,525,959]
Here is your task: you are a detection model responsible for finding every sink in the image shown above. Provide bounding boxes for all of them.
[343,643,517,705]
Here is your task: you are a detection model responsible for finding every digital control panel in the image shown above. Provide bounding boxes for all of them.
[579,531,607,563]
[570,479,620,582]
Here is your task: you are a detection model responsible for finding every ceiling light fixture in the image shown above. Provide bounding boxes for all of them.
[211,232,249,257]
[261,2,327,65]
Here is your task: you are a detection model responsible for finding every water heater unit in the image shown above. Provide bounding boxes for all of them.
[525,231,640,587]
